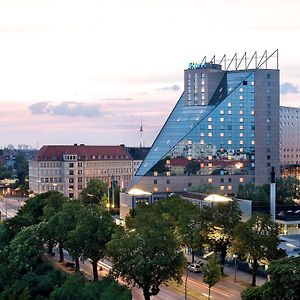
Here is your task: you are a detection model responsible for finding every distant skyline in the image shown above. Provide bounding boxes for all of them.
[1,0,300,149]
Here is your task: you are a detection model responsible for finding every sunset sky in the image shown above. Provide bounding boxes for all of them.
[1,0,300,149]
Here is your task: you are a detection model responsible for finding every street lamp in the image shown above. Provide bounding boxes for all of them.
[233,254,238,283]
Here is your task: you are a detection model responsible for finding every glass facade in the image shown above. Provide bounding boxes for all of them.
[136,69,256,179]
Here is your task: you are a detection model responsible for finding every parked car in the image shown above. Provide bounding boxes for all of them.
[188,263,202,273]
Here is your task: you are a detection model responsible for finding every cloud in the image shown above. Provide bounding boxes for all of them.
[103,97,133,101]
[280,82,299,95]
[28,101,51,114]
[157,84,181,92]
[28,101,105,118]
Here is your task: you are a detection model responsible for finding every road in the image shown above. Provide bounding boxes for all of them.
[0,196,27,219]
[50,248,266,300]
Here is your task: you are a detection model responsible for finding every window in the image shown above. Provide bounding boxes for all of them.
[208,132,213,137]
[208,117,212,122]
[228,185,232,190]
[228,140,232,145]
[220,185,225,190]
[208,178,213,183]
[220,110,224,115]
[240,110,243,115]
[220,132,224,137]
[240,178,244,183]
[243,81,248,85]
[220,117,224,122]
[228,102,232,107]
[153,187,158,192]
[208,124,212,129]
[166,179,170,184]
[239,88,244,92]
[240,118,244,123]
[69,170,74,176]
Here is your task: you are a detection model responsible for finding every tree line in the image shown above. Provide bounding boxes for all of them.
[1,178,299,300]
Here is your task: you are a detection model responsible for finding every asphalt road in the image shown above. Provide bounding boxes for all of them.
[0,196,27,219]
[50,248,266,300]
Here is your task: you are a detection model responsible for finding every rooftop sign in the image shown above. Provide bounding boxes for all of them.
[188,61,208,70]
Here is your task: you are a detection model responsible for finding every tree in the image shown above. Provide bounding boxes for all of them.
[232,214,283,286]
[189,183,217,194]
[276,176,300,204]
[80,179,108,205]
[205,201,241,274]
[241,256,300,300]
[14,153,29,185]
[236,182,269,205]
[71,205,116,281]
[177,205,205,263]
[58,201,83,269]
[8,224,44,276]
[42,191,68,262]
[202,254,222,300]
[49,273,131,300]
[108,209,186,300]
[184,160,200,175]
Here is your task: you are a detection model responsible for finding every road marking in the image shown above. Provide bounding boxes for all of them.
[187,276,234,298]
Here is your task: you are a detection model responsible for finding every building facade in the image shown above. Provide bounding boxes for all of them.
[128,52,280,195]
[280,106,300,165]
[29,144,133,199]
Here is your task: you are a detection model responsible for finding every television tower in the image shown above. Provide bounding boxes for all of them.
[139,117,144,148]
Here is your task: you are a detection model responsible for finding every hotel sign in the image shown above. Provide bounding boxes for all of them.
[188,61,208,70]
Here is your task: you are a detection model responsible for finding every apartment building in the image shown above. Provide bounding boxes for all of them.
[29,144,133,198]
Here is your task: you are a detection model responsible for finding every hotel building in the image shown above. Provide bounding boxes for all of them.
[128,51,280,195]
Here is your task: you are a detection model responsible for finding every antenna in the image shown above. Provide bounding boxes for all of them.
[139,117,144,148]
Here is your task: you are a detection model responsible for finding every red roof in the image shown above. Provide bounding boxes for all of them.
[36,145,132,161]
[170,158,190,167]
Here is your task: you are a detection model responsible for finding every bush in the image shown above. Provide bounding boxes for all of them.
[241,286,262,300]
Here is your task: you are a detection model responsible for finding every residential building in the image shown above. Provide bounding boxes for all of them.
[128,51,280,195]
[29,144,133,199]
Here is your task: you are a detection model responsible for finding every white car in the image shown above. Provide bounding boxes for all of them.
[188,263,202,273]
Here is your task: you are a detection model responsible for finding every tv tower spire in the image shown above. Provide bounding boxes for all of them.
[139,117,144,148]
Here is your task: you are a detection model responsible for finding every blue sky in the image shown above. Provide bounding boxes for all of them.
[0,0,300,148]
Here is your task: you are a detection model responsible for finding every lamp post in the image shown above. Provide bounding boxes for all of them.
[233,254,238,283]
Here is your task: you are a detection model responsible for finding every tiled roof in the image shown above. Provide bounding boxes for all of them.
[170,158,189,167]
[36,145,133,161]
